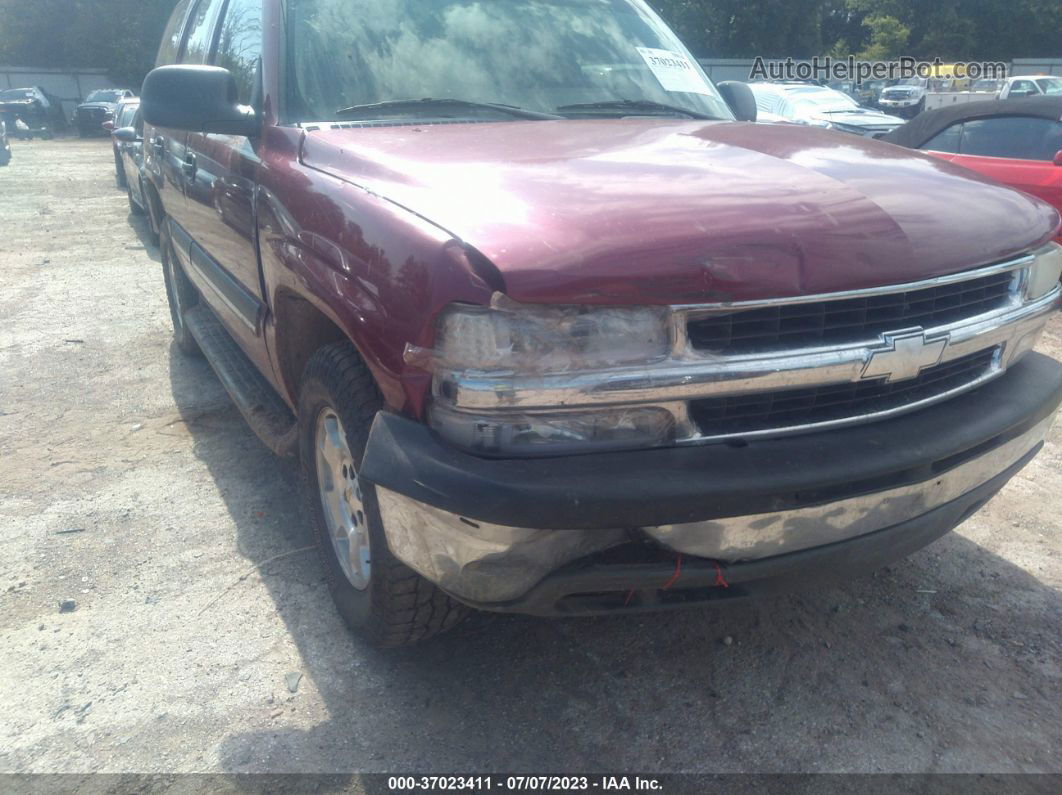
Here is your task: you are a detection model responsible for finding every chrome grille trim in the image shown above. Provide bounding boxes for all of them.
[435,255,1059,444]
[672,254,1033,313]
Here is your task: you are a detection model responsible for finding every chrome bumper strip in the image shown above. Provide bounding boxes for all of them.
[644,414,1055,560]
[376,413,1056,602]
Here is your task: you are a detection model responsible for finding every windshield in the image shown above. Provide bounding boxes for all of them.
[972,79,1001,91]
[0,89,35,101]
[895,78,926,87]
[286,0,733,123]
[86,90,122,103]
[1036,77,1062,95]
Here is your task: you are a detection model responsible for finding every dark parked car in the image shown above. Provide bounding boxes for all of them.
[113,109,153,233]
[74,88,135,137]
[109,99,140,187]
[0,119,11,166]
[141,0,1062,646]
[0,86,67,139]
[883,97,1062,242]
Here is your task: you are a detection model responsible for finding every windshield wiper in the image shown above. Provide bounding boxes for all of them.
[334,98,564,121]
[555,99,718,120]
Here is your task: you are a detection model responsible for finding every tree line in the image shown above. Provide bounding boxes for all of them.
[0,0,1057,91]
[649,0,1062,62]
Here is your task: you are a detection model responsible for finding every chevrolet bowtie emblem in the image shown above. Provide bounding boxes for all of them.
[862,331,948,383]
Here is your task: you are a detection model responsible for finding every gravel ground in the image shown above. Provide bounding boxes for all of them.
[0,138,1060,776]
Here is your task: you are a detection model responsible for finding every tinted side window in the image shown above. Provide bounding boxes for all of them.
[959,117,1060,161]
[156,0,194,66]
[921,123,962,153]
[214,0,264,106]
[181,0,228,65]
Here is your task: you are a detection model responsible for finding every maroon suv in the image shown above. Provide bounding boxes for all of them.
[140,0,1062,646]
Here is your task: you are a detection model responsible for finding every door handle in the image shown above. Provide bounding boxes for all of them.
[182,154,198,180]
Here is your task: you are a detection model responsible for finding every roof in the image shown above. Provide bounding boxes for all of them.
[882,96,1062,148]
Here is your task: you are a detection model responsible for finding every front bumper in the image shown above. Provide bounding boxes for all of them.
[360,353,1061,614]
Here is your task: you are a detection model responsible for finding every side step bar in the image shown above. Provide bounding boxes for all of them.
[183,304,298,458]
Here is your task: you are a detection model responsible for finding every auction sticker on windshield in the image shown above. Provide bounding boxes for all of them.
[636,47,712,95]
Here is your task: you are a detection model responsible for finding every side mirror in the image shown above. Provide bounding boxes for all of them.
[717,81,758,122]
[114,126,138,143]
[141,65,258,137]
[102,120,114,132]
[1054,150,1062,167]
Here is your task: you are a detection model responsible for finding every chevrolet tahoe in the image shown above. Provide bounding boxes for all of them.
[139,0,1062,646]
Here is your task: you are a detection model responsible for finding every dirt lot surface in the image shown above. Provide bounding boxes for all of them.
[0,138,1060,776]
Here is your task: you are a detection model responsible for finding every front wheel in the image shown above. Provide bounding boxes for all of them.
[128,183,145,216]
[298,343,468,647]
[115,151,127,188]
[160,222,201,357]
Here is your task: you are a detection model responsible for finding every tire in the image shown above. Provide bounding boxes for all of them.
[298,343,468,647]
[128,184,145,216]
[160,221,202,357]
[144,183,162,246]
[115,151,127,189]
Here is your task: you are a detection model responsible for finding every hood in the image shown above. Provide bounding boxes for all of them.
[882,86,925,98]
[301,119,1059,305]
[0,99,39,110]
[77,102,116,112]
[809,109,904,128]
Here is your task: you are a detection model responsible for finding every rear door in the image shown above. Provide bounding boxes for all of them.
[178,0,269,363]
[144,0,196,230]
[158,0,229,242]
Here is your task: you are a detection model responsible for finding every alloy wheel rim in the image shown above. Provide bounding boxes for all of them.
[315,408,371,590]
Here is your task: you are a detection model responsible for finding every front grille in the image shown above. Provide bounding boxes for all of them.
[689,348,997,437]
[688,270,1013,355]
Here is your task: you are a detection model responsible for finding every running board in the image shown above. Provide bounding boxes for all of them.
[184,305,298,458]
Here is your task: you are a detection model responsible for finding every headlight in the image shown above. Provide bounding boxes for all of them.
[432,298,670,373]
[420,297,674,456]
[1027,242,1062,300]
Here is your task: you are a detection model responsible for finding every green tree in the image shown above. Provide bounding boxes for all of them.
[0,0,175,89]
[855,14,910,60]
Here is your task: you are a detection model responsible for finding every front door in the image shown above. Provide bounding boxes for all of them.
[178,0,269,368]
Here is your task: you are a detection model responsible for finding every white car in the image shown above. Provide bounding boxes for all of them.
[999,75,1062,100]
[748,82,905,137]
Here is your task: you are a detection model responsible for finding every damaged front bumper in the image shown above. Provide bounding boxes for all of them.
[360,353,1062,615]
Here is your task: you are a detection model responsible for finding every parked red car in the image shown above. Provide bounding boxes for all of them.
[884,97,1062,241]
[140,0,1062,646]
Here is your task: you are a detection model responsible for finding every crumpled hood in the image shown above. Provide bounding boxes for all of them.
[301,119,1059,304]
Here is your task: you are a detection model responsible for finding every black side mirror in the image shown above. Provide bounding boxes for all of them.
[141,65,258,137]
[717,81,758,122]
[114,126,138,143]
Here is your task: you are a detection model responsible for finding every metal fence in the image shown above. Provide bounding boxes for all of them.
[1011,58,1062,76]
[0,66,124,120]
